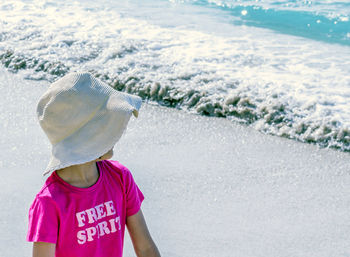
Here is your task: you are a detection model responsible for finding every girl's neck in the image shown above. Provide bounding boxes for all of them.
[56,161,100,188]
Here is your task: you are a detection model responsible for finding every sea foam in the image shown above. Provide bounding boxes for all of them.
[0,0,350,151]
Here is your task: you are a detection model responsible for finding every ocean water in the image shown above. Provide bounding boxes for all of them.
[0,0,349,151]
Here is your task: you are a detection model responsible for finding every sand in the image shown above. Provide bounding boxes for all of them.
[0,68,349,257]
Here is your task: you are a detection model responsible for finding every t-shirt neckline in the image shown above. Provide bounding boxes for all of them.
[53,161,104,192]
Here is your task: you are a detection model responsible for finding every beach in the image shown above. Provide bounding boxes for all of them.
[1,0,349,255]
[1,68,349,257]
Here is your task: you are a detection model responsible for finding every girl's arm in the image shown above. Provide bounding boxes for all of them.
[126,209,161,257]
[33,242,55,257]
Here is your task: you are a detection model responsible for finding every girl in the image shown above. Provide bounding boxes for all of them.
[26,72,161,257]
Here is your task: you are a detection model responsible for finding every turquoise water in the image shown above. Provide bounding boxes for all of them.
[184,0,350,45]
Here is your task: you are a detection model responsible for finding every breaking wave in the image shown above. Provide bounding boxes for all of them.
[1,0,350,152]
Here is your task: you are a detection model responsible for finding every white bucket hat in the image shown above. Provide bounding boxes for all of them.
[37,72,142,176]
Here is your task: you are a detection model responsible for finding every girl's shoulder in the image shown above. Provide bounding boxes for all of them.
[29,174,60,214]
[35,172,61,198]
[100,159,139,189]
[99,159,134,179]
[101,159,127,170]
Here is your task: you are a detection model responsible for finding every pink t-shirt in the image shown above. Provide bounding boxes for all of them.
[26,160,144,257]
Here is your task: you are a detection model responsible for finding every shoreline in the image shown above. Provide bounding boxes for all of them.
[1,68,350,256]
[1,0,349,153]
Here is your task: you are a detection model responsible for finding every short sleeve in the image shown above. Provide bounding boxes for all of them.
[123,167,144,217]
[26,196,59,244]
